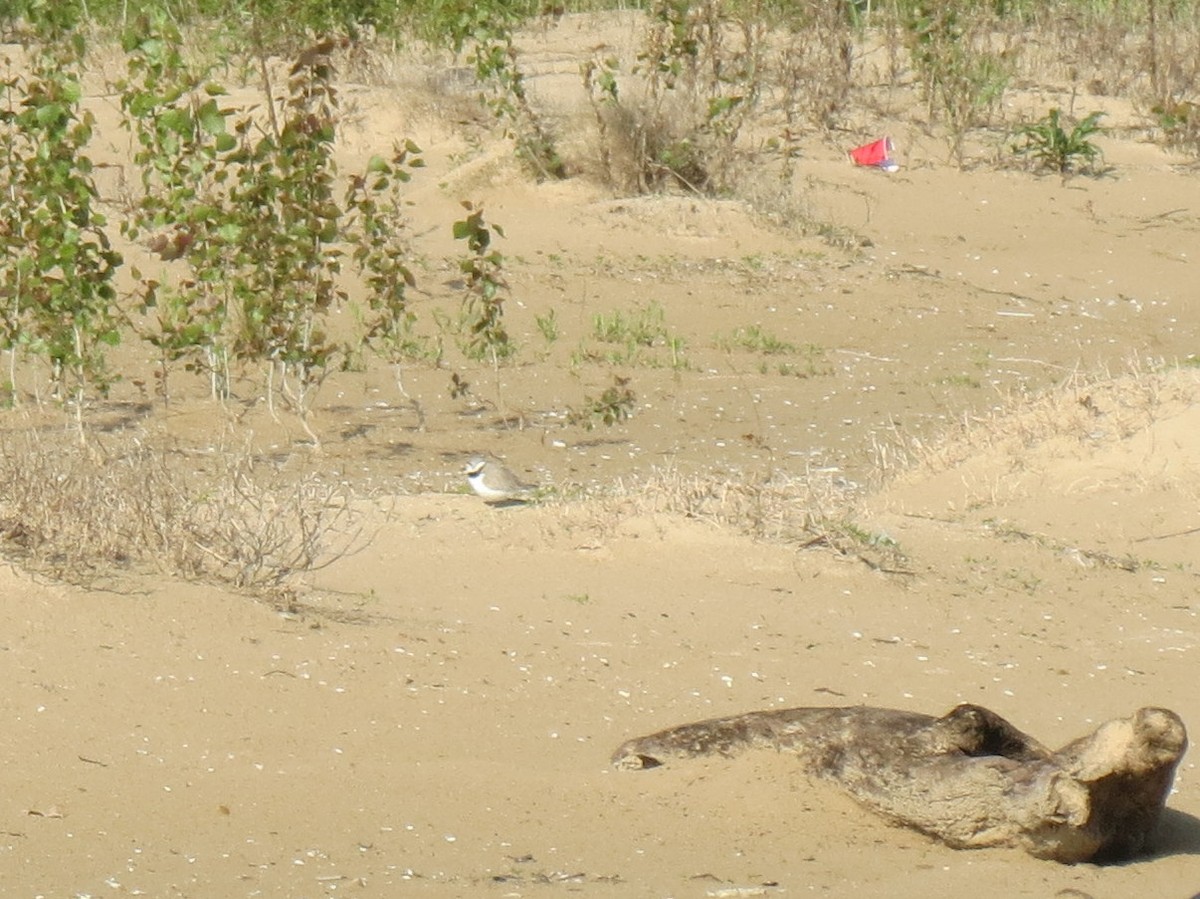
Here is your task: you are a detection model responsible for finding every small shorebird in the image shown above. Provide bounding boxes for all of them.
[463,456,538,505]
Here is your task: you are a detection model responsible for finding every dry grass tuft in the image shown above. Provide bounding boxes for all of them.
[558,464,909,573]
[608,466,849,538]
[0,431,365,594]
[874,361,1200,481]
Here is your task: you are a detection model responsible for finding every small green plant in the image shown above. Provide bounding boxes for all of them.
[720,326,827,378]
[1012,109,1105,176]
[448,371,471,400]
[581,53,621,184]
[535,308,559,345]
[665,334,688,371]
[716,324,798,355]
[838,521,899,551]
[569,375,636,429]
[453,200,515,364]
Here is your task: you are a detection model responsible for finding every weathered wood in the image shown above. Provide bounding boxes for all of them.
[612,703,1187,863]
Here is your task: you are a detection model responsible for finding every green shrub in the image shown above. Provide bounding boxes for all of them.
[0,28,122,435]
[903,0,1011,163]
[569,374,636,429]
[1012,108,1105,175]
[454,200,515,363]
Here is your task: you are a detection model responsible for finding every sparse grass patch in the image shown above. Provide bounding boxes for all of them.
[716,324,798,355]
[875,363,1200,483]
[983,519,1141,573]
[813,220,872,251]
[576,300,689,369]
[716,325,830,377]
[939,373,982,389]
[592,301,668,347]
[572,466,906,572]
[769,360,814,378]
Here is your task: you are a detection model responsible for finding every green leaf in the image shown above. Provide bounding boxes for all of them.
[197,100,227,136]
[140,37,165,61]
[126,92,158,117]
[34,103,67,127]
[160,108,191,134]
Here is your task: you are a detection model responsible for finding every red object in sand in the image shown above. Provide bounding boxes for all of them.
[849,137,894,168]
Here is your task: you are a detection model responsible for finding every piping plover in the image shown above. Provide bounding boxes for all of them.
[463,456,538,504]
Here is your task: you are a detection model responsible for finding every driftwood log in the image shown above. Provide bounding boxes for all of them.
[612,703,1187,863]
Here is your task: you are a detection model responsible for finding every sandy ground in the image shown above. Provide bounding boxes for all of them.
[2,12,1200,898]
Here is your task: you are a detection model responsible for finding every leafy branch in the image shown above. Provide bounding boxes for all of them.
[0,28,122,437]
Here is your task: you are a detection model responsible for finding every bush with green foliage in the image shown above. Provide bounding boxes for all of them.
[119,10,240,403]
[0,26,122,433]
[453,200,515,364]
[902,0,1011,163]
[116,17,427,440]
[436,1,565,180]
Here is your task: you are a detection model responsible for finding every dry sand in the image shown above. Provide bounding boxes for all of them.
[2,12,1199,898]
